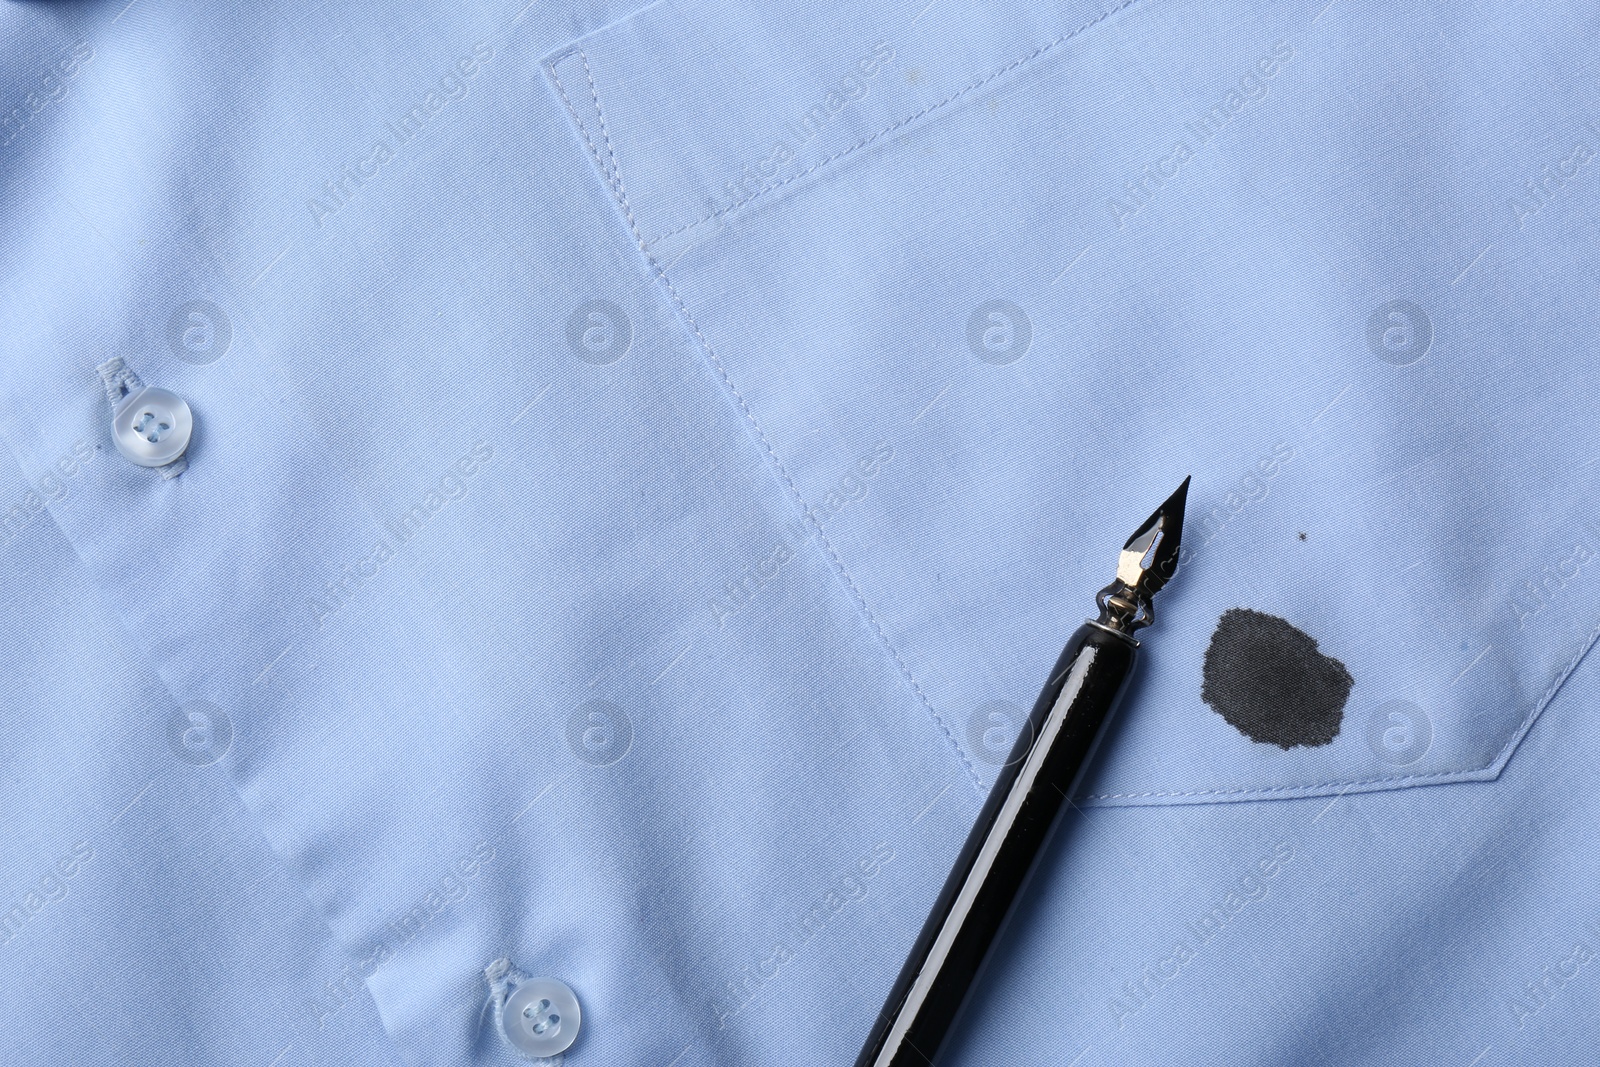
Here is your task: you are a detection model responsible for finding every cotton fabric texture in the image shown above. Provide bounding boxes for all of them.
[3,1,1598,1064]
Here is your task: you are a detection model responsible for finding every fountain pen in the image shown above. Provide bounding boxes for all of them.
[854,477,1191,1067]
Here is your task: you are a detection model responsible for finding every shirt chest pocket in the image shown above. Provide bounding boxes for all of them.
[542,0,1600,806]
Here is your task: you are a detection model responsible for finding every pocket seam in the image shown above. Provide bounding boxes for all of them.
[547,47,990,797]
[636,0,1145,249]
[1083,610,1600,804]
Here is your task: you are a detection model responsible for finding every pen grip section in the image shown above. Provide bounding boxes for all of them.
[855,622,1137,1067]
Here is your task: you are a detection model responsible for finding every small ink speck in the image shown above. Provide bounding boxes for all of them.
[1201,608,1353,749]
[1298,532,1307,541]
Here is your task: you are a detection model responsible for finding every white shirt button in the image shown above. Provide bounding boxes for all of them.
[111,386,193,468]
[502,977,581,1058]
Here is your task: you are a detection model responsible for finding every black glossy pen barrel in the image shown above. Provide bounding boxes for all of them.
[854,621,1138,1067]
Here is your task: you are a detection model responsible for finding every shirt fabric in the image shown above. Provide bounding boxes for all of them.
[4,1,1600,1064]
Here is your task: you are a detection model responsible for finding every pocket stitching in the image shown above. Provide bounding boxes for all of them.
[637,0,1146,249]
[548,47,990,797]
[1084,610,1600,802]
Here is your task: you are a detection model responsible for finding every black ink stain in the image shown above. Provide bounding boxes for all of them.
[1297,532,1307,541]
[1201,608,1353,749]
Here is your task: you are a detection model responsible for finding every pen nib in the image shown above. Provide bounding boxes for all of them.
[1096,476,1190,634]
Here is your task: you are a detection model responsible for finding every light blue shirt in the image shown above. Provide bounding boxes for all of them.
[5,0,1600,1064]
